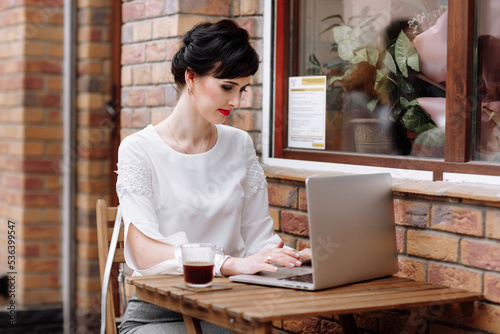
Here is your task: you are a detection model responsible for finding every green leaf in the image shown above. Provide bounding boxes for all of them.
[395,31,419,77]
[320,23,342,35]
[367,48,379,66]
[328,75,345,85]
[375,69,386,88]
[351,48,368,64]
[309,54,321,67]
[383,51,397,75]
[367,99,379,113]
[333,26,352,43]
[414,123,437,134]
[337,40,356,60]
[414,127,445,147]
[401,105,431,131]
[322,14,345,24]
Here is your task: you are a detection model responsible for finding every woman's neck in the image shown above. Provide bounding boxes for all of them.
[155,95,216,154]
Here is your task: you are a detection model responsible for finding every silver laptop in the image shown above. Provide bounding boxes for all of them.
[229,173,398,290]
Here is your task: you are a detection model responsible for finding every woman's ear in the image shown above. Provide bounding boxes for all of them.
[185,68,196,87]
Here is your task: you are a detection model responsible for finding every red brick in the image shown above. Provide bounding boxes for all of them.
[267,183,297,209]
[407,230,459,262]
[394,199,429,228]
[296,239,310,252]
[121,44,145,64]
[18,289,61,305]
[298,188,307,211]
[19,258,60,273]
[396,227,405,253]
[431,205,483,236]
[17,274,44,290]
[230,109,253,131]
[122,1,146,22]
[18,241,43,257]
[396,257,426,281]
[46,242,60,256]
[486,210,500,240]
[122,87,145,107]
[178,0,231,16]
[269,207,280,231]
[235,17,255,37]
[22,159,60,173]
[485,273,500,303]
[23,193,60,206]
[23,60,62,74]
[46,274,60,288]
[461,239,500,271]
[145,0,166,17]
[132,108,151,127]
[428,263,482,292]
[437,302,500,334]
[145,41,166,62]
[19,225,60,240]
[281,211,309,236]
[283,317,321,334]
[145,86,165,107]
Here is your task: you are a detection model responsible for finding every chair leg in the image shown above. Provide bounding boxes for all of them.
[183,314,203,334]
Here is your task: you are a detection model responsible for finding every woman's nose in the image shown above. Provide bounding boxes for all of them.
[229,94,241,108]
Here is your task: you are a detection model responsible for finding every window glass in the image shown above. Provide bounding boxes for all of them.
[291,0,448,158]
[474,0,500,162]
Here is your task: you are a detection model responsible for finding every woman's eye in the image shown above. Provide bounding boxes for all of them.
[222,85,233,91]
[240,87,248,93]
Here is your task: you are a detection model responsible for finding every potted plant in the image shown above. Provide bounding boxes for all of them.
[309,10,446,155]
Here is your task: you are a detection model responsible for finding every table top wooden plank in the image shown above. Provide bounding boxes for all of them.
[230,288,482,322]
[208,282,445,313]
[129,274,483,327]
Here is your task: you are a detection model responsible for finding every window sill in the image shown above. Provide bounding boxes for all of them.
[263,165,500,206]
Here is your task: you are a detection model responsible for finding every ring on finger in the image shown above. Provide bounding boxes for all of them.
[266,255,272,264]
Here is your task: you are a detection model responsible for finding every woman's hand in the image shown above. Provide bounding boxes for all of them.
[220,241,304,276]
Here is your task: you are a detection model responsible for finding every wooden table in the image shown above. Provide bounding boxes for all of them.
[126,275,482,334]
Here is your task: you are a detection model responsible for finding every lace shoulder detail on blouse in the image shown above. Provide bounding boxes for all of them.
[244,156,266,200]
[116,160,153,199]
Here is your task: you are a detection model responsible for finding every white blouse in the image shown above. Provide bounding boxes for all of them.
[116,124,282,276]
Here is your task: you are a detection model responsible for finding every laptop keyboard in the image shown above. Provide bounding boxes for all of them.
[279,273,313,283]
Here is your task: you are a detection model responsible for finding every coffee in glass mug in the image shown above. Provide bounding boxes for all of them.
[181,243,224,287]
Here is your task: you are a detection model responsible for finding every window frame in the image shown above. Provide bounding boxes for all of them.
[271,0,499,181]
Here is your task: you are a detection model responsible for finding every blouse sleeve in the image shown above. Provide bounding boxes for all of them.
[240,134,283,256]
[116,137,188,276]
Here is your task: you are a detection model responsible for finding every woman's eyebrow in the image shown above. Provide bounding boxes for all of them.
[222,80,240,86]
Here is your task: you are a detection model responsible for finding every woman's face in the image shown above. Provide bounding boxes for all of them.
[192,75,252,124]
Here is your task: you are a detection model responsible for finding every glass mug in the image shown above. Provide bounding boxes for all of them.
[181,243,224,288]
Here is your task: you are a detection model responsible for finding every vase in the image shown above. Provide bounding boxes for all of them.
[350,118,395,154]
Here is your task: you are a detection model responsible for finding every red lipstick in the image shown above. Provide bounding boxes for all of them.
[218,109,231,116]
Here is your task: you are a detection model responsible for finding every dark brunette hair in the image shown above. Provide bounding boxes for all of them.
[171,19,259,87]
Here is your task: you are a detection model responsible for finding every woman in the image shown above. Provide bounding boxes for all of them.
[116,19,310,333]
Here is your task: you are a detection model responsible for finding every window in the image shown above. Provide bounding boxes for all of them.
[272,0,499,181]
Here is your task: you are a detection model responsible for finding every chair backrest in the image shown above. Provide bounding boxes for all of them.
[96,199,125,334]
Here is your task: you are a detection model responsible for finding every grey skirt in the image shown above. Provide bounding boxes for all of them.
[118,294,232,334]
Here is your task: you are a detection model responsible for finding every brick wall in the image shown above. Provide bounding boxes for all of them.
[266,166,500,334]
[75,1,113,332]
[0,0,64,308]
[0,0,114,332]
[120,0,264,152]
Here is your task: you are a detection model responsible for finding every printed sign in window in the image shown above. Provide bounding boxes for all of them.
[288,76,326,150]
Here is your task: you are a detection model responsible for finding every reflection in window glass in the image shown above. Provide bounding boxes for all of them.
[475,0,500,162]
[292,0,448,157]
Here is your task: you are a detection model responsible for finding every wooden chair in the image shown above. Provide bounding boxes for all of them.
[96,199,203,334]
[96,199,127,334]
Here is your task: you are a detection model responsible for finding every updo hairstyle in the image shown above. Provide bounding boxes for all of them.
[171,19,259,87]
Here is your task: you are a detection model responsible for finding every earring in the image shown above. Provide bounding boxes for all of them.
[188,88,193,95]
